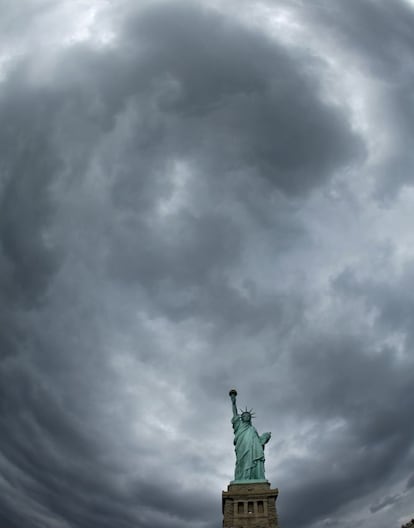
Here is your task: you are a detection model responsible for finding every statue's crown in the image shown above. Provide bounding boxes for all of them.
[240,406,256,418]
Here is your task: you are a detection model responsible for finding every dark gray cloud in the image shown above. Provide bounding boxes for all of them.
[0,81,61,304]
[120,1,363,195]
[407,474,414,490]
[275,332,414,526]
[370,494,401,514]
[292,0,414,199]
[0,1,413,528]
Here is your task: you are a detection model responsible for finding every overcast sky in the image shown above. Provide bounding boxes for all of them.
[1,1,414,527]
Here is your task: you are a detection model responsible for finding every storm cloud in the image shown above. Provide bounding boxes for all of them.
[0,1,414,527]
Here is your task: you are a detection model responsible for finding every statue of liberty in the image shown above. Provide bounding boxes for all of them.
[229,389,271,482]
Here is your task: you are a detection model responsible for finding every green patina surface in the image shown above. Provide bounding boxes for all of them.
[229,389,271,482]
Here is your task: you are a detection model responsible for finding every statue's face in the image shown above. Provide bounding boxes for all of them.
[241,412,251,423]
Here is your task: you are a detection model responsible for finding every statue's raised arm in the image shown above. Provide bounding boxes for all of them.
[229,388,238,418]
[228,388,271,483]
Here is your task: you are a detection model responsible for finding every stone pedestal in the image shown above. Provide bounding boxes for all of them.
[222,482,279,528]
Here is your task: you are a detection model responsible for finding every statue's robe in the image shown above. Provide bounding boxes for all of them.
[232,415,266,481]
